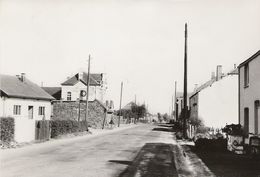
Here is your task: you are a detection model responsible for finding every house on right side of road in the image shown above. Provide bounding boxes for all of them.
[238,50,260,144]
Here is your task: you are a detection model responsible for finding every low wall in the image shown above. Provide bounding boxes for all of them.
[52,100,107,128]
[15,118,35,143]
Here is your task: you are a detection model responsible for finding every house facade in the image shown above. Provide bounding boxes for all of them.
[189,65,238,129]
[238,50,260,143]
[0,74,54,142]
[61,72,107,103]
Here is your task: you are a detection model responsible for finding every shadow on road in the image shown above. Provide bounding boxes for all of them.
[184,145,260,177]
[152,127,173,132]
[110,143,177,177]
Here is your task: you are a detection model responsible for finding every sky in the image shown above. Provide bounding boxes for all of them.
[0,0,260,114]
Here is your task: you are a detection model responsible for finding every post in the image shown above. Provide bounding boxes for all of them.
[85,54,91,131]
[78,99,81,122]
[174,81,177,121]
[118,82,123,127]
[183,23,188,138]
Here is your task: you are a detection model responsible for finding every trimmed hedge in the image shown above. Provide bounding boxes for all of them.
[0,117,15,142]
[50,120,88,138]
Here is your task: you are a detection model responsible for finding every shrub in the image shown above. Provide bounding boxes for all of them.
[222,124,243,136]
[0,117,15,142]
[50,120,87,138]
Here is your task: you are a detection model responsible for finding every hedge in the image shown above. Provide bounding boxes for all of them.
[50,120,88,138]
[0,117,15,142]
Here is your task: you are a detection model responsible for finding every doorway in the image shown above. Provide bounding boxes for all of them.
[28,106,33,119]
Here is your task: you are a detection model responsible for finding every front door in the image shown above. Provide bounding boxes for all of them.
[255,101,260,134]
[28,106,33,119]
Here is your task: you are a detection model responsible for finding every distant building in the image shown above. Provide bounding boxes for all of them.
[61,72,107,103]
[0,74,54,142]
[189,65,238,128]
[238,50,260,143]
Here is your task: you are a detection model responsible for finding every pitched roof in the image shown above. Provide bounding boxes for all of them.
[190,67,238,98]
[238,50,260,68]
[61,72,102,86]
[0,74,54,100]
[41,87,61,100]
[122,101,137,110]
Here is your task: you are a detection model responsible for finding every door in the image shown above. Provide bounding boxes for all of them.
[28,106,33,119]
[255,100,260,134]
[244,108,249,136]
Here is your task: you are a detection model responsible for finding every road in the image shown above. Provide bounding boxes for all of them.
[0,124,177,177]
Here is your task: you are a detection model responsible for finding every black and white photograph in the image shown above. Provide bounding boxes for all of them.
[0,0,260,176]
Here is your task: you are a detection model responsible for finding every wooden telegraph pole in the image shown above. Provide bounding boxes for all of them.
[174,81,177,121]
[183,23,188,138]
[118,82,123,127]
[85,55,91,131]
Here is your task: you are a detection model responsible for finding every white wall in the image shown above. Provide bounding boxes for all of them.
[239,55,260,135]
[198,75,238,128]
[0,97,51,142]
[61,81,105,102]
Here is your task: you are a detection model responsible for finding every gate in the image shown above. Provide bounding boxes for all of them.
[35,120,50,141]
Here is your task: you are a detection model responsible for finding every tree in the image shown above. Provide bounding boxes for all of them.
[131,104,146,121]
[157,113,163,123]
[163,113,170,122]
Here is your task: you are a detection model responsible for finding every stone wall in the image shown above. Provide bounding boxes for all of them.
[52,100,107,128]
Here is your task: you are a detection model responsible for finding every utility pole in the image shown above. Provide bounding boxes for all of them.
[183,23,188,138]
[85,54,91,131]
[118,81,123,127]
[171,95,174,119]
[135,94,137,104]
[174,81,177,121]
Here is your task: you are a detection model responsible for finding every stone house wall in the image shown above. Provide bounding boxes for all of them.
[52,100,107,128]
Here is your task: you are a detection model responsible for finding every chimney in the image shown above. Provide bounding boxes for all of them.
[78,72,83,81]
[194,84,198,92]
[105,100,109,108]
[18,73,26,82]
[110,100,114,109]
[216,65,222,81]
[211,72,215,80]
[234,64,237,69]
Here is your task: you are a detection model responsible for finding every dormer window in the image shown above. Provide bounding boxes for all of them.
[67,92,72,101]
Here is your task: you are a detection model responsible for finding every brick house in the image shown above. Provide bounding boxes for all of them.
[0,74,54,142]
[238,50,260,143]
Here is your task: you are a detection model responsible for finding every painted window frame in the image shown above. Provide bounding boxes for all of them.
[244,63,249,88]
[67,92,72,101]
[13,105,21,115]
[38,106,45,115]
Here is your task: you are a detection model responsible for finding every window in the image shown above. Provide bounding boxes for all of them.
[244,63,249,87]
[67,92,71,101]
[39,106,45,115]
[13,105,21,115]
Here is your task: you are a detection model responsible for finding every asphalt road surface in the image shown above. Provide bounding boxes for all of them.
[0,124,177,177]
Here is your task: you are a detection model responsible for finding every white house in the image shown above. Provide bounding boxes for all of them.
[61,72,107,103]
[0,74,54,142]
[238,50,260,144]
[189,65,238,129]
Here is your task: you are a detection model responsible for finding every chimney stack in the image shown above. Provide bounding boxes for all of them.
[211,71,215,80]
[78,72,83,81]
[216,65,222,81]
